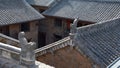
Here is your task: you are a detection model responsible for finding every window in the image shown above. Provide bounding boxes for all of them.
[21,23,30,32]
[54,19,62,27]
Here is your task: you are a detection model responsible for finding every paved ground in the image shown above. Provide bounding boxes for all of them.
[37,46,92,68]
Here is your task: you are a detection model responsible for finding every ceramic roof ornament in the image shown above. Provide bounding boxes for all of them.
[69,18,79,49]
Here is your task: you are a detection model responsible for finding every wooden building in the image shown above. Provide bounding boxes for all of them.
[0,0,44,48]
[42,0,120,45]
[26,0,56,13]
[35,18,120,68]
[26,0,56,47]
[1,17,120,68]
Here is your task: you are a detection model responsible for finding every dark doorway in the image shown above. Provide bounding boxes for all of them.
[38,32,46,48]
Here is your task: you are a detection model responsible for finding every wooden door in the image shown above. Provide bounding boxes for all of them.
[38,32,46,48]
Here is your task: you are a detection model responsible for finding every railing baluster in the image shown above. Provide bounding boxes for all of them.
[0,35,72,57]
[35,36,71,57]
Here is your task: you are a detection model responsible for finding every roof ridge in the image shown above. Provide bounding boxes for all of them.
[74,17,120,66]
[77,17,120,35]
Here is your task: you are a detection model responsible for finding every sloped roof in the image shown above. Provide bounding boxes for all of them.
[0,0,44,26]
[43,0,120,22]
[107,57,120,68]
[26,0,56,7]
[74,18,120,66]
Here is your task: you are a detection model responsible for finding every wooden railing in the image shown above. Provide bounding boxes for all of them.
[0,33,19,47]
[35,36,72,57]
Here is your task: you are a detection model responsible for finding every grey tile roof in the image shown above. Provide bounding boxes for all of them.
[0,0,44,26]
[26,0,56,7]
[107,57,120,68]
[43,0,120,22]
[74,18,120,66]
[87,0,120,2]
